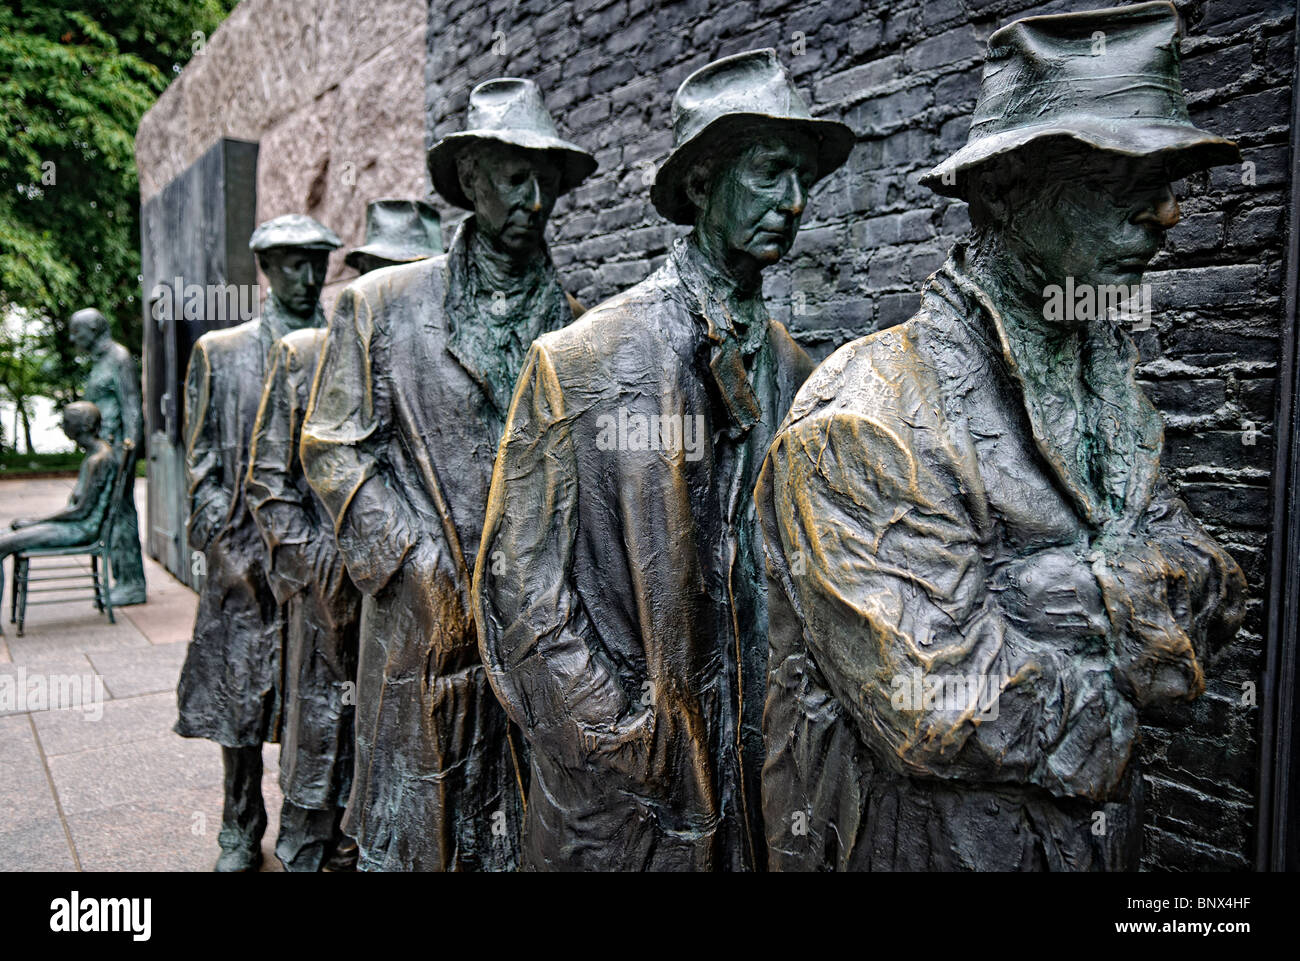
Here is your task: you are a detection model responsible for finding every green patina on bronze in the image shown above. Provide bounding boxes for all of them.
[473,49,853,871]
[300,78,592,872]
[176,213,342,872]
[759,1,1247,872]
[69,307,146,607]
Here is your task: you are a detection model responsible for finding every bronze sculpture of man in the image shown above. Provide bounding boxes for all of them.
[175,213,342,872]
[0,402,116,617]
[757,2,1246,871]
[300,79,593,871]
[472,49,853,871]
[246,199,441,873]
[69,307,146,606]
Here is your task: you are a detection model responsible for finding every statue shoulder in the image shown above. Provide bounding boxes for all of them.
[195,318,261,358]
[343,255,445,306]
[538,273,686,366]
[785,321,935,428]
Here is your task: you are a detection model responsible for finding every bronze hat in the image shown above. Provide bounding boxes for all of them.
[248,213,342,253]
[345,199,443,270]
[427,78,597,211]
[651,48,855,225]
[921,1,1239,199]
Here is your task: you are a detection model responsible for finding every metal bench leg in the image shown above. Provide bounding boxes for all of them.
[91,551,103,613]
[102,551,115,625]
[9,557,16,623]
[16,557,27,637]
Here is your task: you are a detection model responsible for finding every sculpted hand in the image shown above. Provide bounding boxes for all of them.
[994,547,1110,642]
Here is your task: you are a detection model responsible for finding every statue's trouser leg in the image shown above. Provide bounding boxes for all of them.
[218,745,266,855]
[275,802,345,872]
[108,470,146,600]
[0,523,89,623]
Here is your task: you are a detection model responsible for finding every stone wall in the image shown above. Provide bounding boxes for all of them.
[426,0,1297,869]
[135,0,429,309]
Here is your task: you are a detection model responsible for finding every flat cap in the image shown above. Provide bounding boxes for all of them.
[248,214,342,253]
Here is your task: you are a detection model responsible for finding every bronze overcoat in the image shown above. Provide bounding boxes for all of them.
[473,240,816,871]
[247,327,360,810]
[757,252,1246,871]
[176,304,303,747]
[300,225,574,871]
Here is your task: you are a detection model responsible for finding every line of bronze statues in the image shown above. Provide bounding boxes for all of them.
[168,3,1246,871]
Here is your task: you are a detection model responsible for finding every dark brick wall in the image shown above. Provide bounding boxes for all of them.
[425,0,1297,870]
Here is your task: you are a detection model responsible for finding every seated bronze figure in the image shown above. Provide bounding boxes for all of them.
[1,403,118,621]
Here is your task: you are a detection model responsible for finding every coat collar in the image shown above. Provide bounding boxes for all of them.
[442,218,572,418]
[259,295,323,361]
[931,247,1164,533]
[668,238,765,433]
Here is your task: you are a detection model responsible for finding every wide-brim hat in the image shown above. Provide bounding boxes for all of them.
[345,199,443,270]
[248,213,342,253]
[427,78,597,210]
[921,1,1239,199]
[651,49,855,226]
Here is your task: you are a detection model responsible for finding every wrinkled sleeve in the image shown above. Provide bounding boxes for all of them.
[300,285,424,596]
[473,342,644,772]
[1094,479,1246,706]
[759,410,1139,801]
[247,339,315,605]
[183,340,228,553]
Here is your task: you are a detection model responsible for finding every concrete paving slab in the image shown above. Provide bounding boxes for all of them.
[32,691,176,758]
[0,714,60,832]
[88,642,187,700]
[0,478,290,871]
[0,816,77,871]
[0,654,99,716]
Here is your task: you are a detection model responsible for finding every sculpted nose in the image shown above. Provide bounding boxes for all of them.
[783,172,806,217]
[1134,185,1180,229]
[527,175,542,212]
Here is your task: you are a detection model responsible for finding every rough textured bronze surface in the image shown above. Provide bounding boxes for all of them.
[473,50,848,871]
[757,2,1247,872]
[70,308,147,607]
[175,214,340,870]
[300,80,590,871]
[247,327,361,871]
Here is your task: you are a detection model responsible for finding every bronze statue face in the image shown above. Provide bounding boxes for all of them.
[986,149,1180,326]
[459,144,562,259]
[69,308,107,351]
[258,247,330,317]
[690,130,818,280]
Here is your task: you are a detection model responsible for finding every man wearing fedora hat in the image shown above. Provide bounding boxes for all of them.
[176,213,342,872]
[245,201,440,872]
[473,49,852,871]
[344,199,443,275]
[300,79,591,871]
[757,2,1245,871]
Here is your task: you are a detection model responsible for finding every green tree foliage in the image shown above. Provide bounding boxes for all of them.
[0,308,57,453]
[0,0,238,413]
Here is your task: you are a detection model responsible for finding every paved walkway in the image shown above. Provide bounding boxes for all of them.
[1,477,285,871]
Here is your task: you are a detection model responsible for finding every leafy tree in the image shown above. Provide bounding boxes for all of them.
[0,0,238,414]
[0,307,56,453]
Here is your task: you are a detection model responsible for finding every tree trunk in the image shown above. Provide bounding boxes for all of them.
[18,399,34,454]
